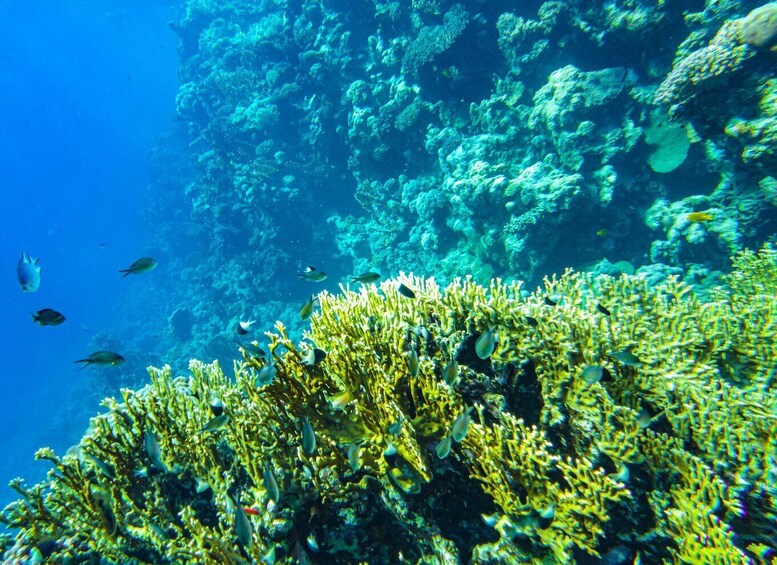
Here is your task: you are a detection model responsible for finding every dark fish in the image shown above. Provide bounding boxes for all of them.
[299,294,318,320]
[236,320,255,335]
[90,485,117,535]
[17,251,41,292]
[298,266,327,282]
[119,256,157,277]
[302,347,327,367]
[610,348,644,367]
[397,283,416,298]
[596,303,611,317]
[31,308,65,326]
[544,296,557,307]
[525,316,539,328]
[475,328,495,360]
[210,395,224,417]
[351,272,381,284]
[74,351,125,368]
[238,341,266,360]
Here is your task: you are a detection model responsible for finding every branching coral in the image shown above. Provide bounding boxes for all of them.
[2,247,776,563]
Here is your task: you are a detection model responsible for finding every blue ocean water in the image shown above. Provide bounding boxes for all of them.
[0,2,178,508]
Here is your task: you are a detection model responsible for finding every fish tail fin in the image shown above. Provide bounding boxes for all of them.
[73,359,90,369]
[30,312,40,324]
[119,269,132,278]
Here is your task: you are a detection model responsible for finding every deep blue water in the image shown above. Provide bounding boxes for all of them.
[0,2,178,507]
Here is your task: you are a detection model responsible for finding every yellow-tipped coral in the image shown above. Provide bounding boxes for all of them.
[1,247,776,563]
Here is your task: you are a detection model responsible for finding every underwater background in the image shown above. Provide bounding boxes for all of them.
[0,1,178,508]
[1,0,776,563]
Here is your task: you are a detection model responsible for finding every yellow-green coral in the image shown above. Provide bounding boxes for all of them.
[2,247,776,563]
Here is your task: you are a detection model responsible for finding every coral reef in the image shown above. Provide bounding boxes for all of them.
[3,246,775,563]
[120,0,777,383]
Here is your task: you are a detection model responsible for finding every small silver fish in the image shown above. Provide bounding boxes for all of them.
[144,432,168,473]
[299,295,318,320]
[443,358,459,385]
[347,444,362,472]
[263,465,280,502]
[301,417,316,455]
[307,532,319,553]
[610,348,644,367]
[298,266,327,282]
[615,463,630,483]
[239,341,266,360]
[17,251,41,292]
[84,452,115,479]
[537,503,555,529]
[228,493,252,549]
[581,365,604,385]
[436,436,452,459]
[474,328,495,360]
[351,272,381,284]
[262,545,277,565]
[255,363,276,386]
[407,349,420,377]
[636,407,652,429]
[200,414,230,433]
[388,419,402,436]
[451,407,473,442]
[481,512,499,527]
[119,256,157,277]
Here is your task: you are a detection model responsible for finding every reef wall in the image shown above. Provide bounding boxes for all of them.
[116,0,777,378]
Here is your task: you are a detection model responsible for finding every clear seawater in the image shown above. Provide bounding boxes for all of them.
[0,1,178,511]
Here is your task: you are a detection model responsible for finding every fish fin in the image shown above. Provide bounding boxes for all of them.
[119,269,132,278]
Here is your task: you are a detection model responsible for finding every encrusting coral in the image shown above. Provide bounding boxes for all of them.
[2,246,776,563]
